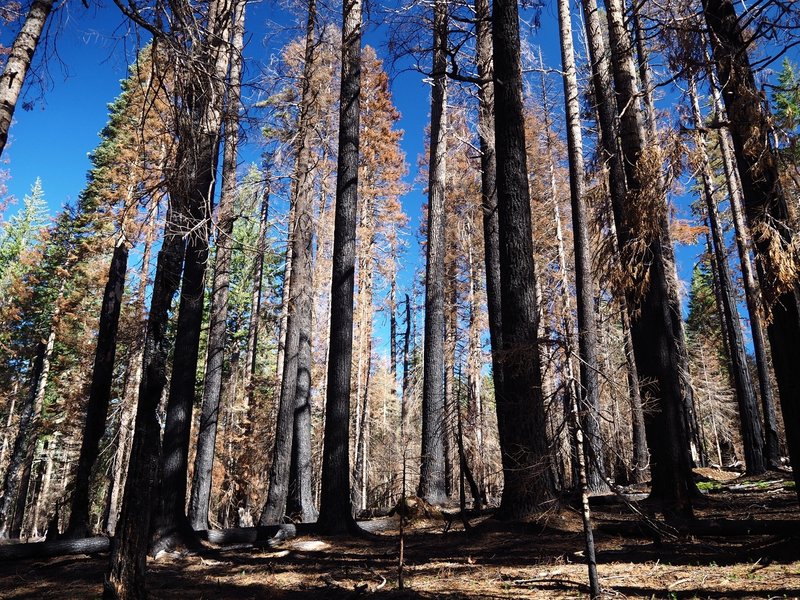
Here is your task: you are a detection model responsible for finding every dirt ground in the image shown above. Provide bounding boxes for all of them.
[1,471,799,599]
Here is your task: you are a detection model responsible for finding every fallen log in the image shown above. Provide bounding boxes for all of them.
[0,519,384,561]
[196,523,318,545]
[0,525,308,561]
[0,536,110,560]
[198,520,381,544]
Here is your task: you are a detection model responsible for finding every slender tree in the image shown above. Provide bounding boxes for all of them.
[188,0,247,530]
[105,223,155,535]
[419,0,449,505]
[65,237,128,538]
[261,0,319,525]
[244,174,272,409]
[473,0,504,412]
[621,309,648,482]
[688,75,765,474]
[707,58,782,468]
[554,9,606,493]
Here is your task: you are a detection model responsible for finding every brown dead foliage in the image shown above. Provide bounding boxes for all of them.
[389,496,445,522]
[751,218,800,317]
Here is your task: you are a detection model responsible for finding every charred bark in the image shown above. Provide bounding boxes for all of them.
[66,239,130,538]
[708,69,782,469]
[261,0,318,526]
[0,341,47,539]
[189,2,246,531]
[419,0,449,506]
[317,0,362,535]
[286,316,316,521]
[492,0,556,517]
[474,0,504,422]
[151,181,215,552]
[703,0,800,500]
[689,78,765,474]
[621,309,648,483]
[104,207,186,599]
[105,226,154,535]
[582,0,694,518]
[555,7,606,493]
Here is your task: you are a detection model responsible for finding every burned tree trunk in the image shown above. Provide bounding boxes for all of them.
[105,225,154,536]
[419,0,449,506]
[151,159,216,552]
[286,331,317,522]
[189,2,246,531]
[631,0,704,471]
[554,7,606,493]
[492,0,556,517]
[317,0,362,535]
[689,77,765,474]
[622,309,648,483]
[104,205,186,599]
[261,0,318,526]
[708,66,782,469]
[581,0,694,518]
[607,0,694,515]
[66,238,129,538]
[474,0,504,412]
[703,0,800,500]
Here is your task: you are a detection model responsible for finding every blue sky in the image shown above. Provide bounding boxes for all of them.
[1,0,717,338]
[2,4,132,212]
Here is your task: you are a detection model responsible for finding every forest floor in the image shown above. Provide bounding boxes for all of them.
[1,469,799,599]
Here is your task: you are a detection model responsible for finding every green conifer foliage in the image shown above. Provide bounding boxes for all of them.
[0,178,48,286]
[774,59,800,138]
[686,261,722,347]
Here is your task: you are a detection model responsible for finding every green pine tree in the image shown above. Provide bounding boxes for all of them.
[772,58,800,160]
[686,259,722,344]
[774,59,800,130]
[0,178,49,286]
